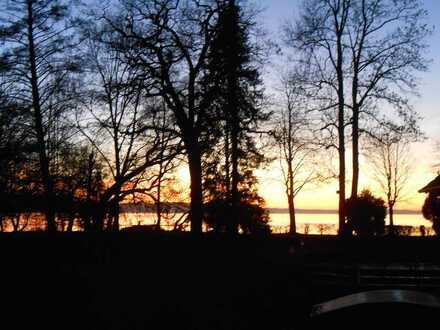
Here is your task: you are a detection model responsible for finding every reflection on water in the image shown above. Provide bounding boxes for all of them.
[269,213,434,236]
[0,211,434,236]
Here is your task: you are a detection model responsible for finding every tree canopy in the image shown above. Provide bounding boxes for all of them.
[345,189,387,236]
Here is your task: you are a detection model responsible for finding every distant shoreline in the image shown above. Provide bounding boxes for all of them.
[120,204,421,215]
[267,208,421,215]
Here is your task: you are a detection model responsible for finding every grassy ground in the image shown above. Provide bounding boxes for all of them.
[1,232,439,329]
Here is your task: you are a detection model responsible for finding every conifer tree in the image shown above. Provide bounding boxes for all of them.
[203,0,269,233]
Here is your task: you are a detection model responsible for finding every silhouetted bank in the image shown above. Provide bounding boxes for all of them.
[0,232,309,330]
[1,232,440,329]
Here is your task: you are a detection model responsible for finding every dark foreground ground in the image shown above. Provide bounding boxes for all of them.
[1,232,440,329]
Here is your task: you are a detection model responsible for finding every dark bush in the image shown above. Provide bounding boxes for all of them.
[345,189,387,236]
[204,198,271,235]
[422,193,440,235]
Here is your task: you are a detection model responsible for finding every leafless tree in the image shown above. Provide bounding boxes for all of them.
[99,0,223,233]
[368,128,414,234]
[77,28,181,230]
[283,0,430,234]
[146,108,184,230]
[274,74,323,235]
[284,0,350,233]
[345,0,431,199]
[0,0,82,231]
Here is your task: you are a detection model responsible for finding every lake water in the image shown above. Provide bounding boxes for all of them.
[269,212,433,235]
[1,211,434,236]
[120,211,434,236]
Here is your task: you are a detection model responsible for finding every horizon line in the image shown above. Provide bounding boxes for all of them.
[266,208,421,214]
[120,204,422,214]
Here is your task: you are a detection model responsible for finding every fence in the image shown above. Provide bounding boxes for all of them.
[306,262,440,289]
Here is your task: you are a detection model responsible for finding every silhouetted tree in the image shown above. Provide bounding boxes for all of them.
[284,0,430,234]
[151,181,188,231]
[0,91,33,189]
[202,0,269,233]
[274,73,324,235]
[284,0,350,234]
[368,126,416,235]
[204,198,270,235]
[422,194,440,235]
[100,0,226,233]
[204,171,271,235]
[78,24,180,231]
[0,82,38,230]
[51,144,107,231]
[0,0,82,231]
[345,189,386,236]
[345,0,430,199]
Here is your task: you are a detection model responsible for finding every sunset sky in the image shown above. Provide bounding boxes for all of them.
[254,0,440,211]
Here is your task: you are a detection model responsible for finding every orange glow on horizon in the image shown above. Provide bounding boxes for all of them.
[258,142,436,212]
[174,142,436,212]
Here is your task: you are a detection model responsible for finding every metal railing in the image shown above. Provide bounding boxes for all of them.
[307,262,440,289]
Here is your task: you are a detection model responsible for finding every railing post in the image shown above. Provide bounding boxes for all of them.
[355,264,361,287]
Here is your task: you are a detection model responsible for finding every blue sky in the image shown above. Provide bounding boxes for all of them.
[254,0,440,210]
[259,0,440,140]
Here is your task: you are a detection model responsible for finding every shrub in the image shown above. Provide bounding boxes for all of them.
[204,199,271,235]
[345,189,387,236]
[422,193,440,235]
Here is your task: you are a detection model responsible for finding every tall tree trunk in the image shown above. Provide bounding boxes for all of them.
[338,134,346,235]
[286,94,296,235]
[13,215,19,232]
[288,192,296,235]
[156,110,169,231]
[105,186,121,231]
[112,196,120,231]
[351,111,359,200]
[228,0,239,235]
[26,0,56,232]
[108,188,121,231]
[287,154,296,235]
[66,215,74,232]
[224,128,231,199]
[389,201,394,235]
[188,145,203,233]
[93,198,107,231]
[230,114,239,234]
[336,31,346,236]
[83,154,95,231]
[94,209,105,231]
[351,69,360,199]
[351,122,359,198]
[156,170,162,230]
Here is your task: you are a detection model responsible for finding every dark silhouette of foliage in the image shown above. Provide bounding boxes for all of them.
[78,23,182,231]
[0,0,82,231]
[204,167,271,235]
[204,198,270,235]
[202,0,269,233]
[345,189,386,236]
[101,0,224,233]
[0,97,35,193]
[422,193,440,235]
[0,142,107,231]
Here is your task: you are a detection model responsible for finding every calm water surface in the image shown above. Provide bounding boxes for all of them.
[120,211,433,236]
[1,211,433,235]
